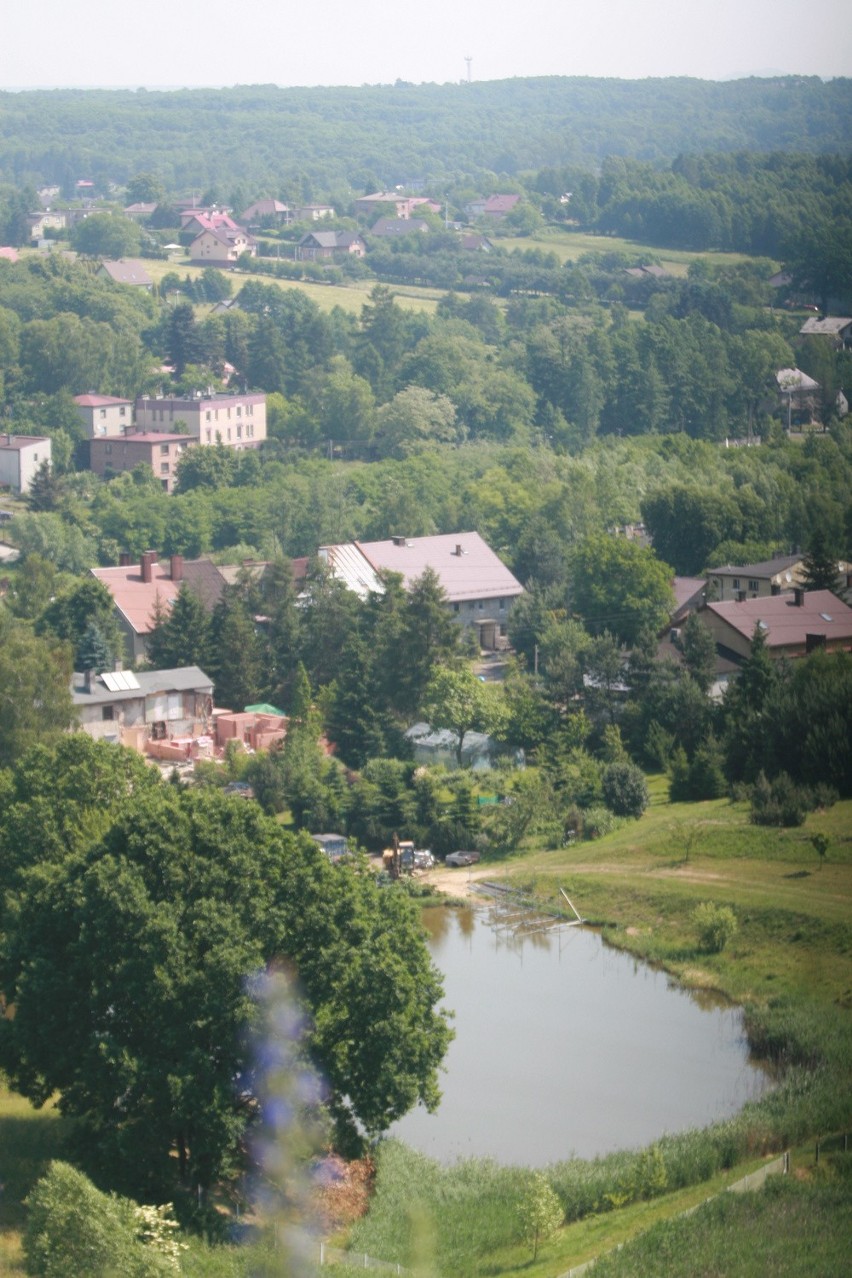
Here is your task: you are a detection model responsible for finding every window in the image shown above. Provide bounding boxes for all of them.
[206,430,212,443]
[732,578,740,590]
[99,408,106,418]
[499,598,506,611]
[453,603,460,613]
[102,706,114,721]
[236,406,242,417]
[104,443,112,455]
[478,601,484,611]
[119,406,126,416]
[748,580,759,592]
[160,444,170,455]
[205,411,211,422]
[160,463,169,474]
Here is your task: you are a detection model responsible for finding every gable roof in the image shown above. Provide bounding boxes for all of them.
[705,590,852,649]
[710,553,802,580]
[324,532,524,605]
[369,217,429,237]
[299,230,364,249]
[776,368,819,392]
[799,317,852,337]
[91,558,229,637]
[483,194,521,215]
[99,259,153,287]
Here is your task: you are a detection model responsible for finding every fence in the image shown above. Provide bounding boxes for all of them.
[318,1241,408,1272]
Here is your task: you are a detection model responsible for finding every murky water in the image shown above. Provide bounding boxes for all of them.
[390,903,772,1166]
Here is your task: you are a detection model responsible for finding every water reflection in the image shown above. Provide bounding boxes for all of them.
[391,904,772,1167]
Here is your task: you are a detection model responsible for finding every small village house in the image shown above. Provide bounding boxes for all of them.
[295,231,366,260]
[74,394,134,438]
[134,392,267,447]
[89,433,195,493]
[0,434,52,494]
[72,665,214,751]
[698,589,852,665]
[97,259,154,290]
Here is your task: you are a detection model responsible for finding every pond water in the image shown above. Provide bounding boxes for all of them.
[390,903,772,1166]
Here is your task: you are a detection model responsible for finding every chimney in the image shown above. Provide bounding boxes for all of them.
[392,535,406,547]
[140,550,157,584]
[119,551,131,567]
[454,543,464,556]
[84,668,95,694]
[793,587,805,607]
[170,554,184,582]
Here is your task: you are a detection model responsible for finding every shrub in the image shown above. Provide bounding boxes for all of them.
[602,761,649,818]
[582,805,619,840]
[24,1161,169,1277]
[750,771,809,826]
[693,902,738,954]
[518,1172,563,1261]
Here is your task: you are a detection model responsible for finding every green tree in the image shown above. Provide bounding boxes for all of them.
[569,535,674,646]
[423,665,504,766]
[602,760,649,818]
[125,173,166,205]
[36,577,120,668]
[145,584,212,671]
[800,528,841,592]
[165,302,203,378]
[0,784,451,1199]
[0,616,74,768]
[518,1172,563,1261]
[374,385,461,458]
[679,611,716,694]
[72,212,143,259]
[208,590,263,711]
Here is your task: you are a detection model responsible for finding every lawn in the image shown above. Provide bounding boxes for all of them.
[0,1083,70,1273]
[500,227,772,274]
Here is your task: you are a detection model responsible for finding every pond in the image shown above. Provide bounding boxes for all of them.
[390,902,772,1166]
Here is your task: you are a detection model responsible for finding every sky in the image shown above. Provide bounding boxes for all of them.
[1,0,850,89]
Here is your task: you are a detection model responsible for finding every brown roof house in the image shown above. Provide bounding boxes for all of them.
[97,259,154,289]
[319,531,524,650]
[89,432,195,493]
[698,589,852,665]
[92,552,232,662]
[189,225,257,265]
[74,393,134,438]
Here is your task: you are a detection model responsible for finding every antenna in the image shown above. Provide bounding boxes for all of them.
[464,56,472,84]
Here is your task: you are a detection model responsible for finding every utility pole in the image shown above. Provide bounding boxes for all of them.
[464,56,472,84]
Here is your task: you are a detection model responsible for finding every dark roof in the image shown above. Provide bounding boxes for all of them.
[370,217,429,237]
[72,665,213,706]
[710,553,802,579]
[99,259,153,286]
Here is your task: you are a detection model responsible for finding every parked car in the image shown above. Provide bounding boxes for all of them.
[445,850,481,867]
[413,850,435,869]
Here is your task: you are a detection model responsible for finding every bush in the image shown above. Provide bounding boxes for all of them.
[750,771,809,827]
[24,1161,169,1277]
[582,805,619,840]
[693,902,738,954]
[602,761,649,818]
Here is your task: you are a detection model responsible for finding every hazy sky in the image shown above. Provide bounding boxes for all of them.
[1,0,850,89]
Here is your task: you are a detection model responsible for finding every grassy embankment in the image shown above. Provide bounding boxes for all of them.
[2,784,848,1274]
[340,779,852,1275]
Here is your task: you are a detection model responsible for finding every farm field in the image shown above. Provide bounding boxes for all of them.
[505,227,772,273]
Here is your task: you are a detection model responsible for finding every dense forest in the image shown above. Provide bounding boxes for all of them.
[1,76,851,193]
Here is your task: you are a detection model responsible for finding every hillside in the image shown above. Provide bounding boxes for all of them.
[1,76,851,193]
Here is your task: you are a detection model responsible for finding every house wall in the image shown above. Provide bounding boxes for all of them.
[77,401,132,438]
[90,437,193,492]
[709,567,804,602]
[0,437,52,493]
[135,396,267,449]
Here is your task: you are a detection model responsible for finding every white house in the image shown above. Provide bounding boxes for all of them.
[0,434,52,493]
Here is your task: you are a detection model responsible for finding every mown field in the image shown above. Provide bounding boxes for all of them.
[505,227,772,273]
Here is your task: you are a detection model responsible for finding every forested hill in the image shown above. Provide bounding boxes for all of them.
[2,76,851,194]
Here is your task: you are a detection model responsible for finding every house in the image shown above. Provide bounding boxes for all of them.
[72,665,214,751]
[295,231,366,261]
[89,432,195,492]
[74,393,134,438]
[368,217,429,239]
[799,316,852,347]
[189,226,257,265]
[26,211,67,240]
[318,531,524,649]
[291,204,336,222]
[123,202,157,221]
[92,552,234,661]
[310,833,349,862]
[465,194,521,221]
[97,259,154,290]
[0,435,52,493]
[180,209,239,236]
[459,233,494,252]
[241,198,291,226]
[707,553,806,603]
[698,589,852,664]
[624,264,670,280]
[134,392,266,447]
[775,368,820,427]
[353,192,440,219]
